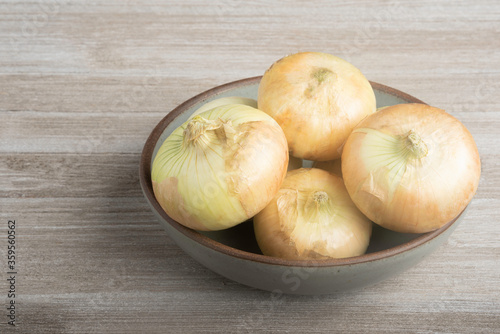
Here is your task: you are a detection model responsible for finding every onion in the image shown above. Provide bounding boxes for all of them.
[189,96,258,119]
[190,96,301,172]
[254,168,372,260]
[152,104,289,231]
[341,103,481,233]
[257,51,376,161]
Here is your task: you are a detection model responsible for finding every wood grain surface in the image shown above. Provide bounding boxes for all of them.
[1,1,499,333]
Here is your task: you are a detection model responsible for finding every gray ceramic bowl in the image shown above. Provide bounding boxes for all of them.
[139,76,467,295]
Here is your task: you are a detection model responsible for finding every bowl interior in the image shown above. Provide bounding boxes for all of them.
[142,76,441,264]
[200,219,423,255]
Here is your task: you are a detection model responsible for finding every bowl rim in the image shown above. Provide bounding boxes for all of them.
[139,75,463,268]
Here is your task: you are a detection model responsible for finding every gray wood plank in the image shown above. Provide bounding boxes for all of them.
[0,0,499,333]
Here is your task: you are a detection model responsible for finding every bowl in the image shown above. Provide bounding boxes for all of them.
[139,76,467,295]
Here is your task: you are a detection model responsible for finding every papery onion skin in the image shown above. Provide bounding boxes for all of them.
[254,168,372,260]
[152,104,289,231]
[257,52,376,161]
[341,103,481,233]
[189,96,258,119]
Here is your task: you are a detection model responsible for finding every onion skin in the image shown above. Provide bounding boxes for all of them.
[257,52,376,161]
[341,103,481,233]
[152,104,289,231]
[254,168,372,260]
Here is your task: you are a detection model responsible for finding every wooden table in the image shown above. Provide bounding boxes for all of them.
[1,1,499,333]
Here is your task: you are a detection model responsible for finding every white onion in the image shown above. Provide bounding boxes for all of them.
[257,51,376,161]
[341,103,481,233]
[152,104,289,231]
[191,96,302,172]
[254,168,372,260]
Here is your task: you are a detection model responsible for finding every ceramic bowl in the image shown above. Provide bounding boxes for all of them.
[139,76,466,295]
